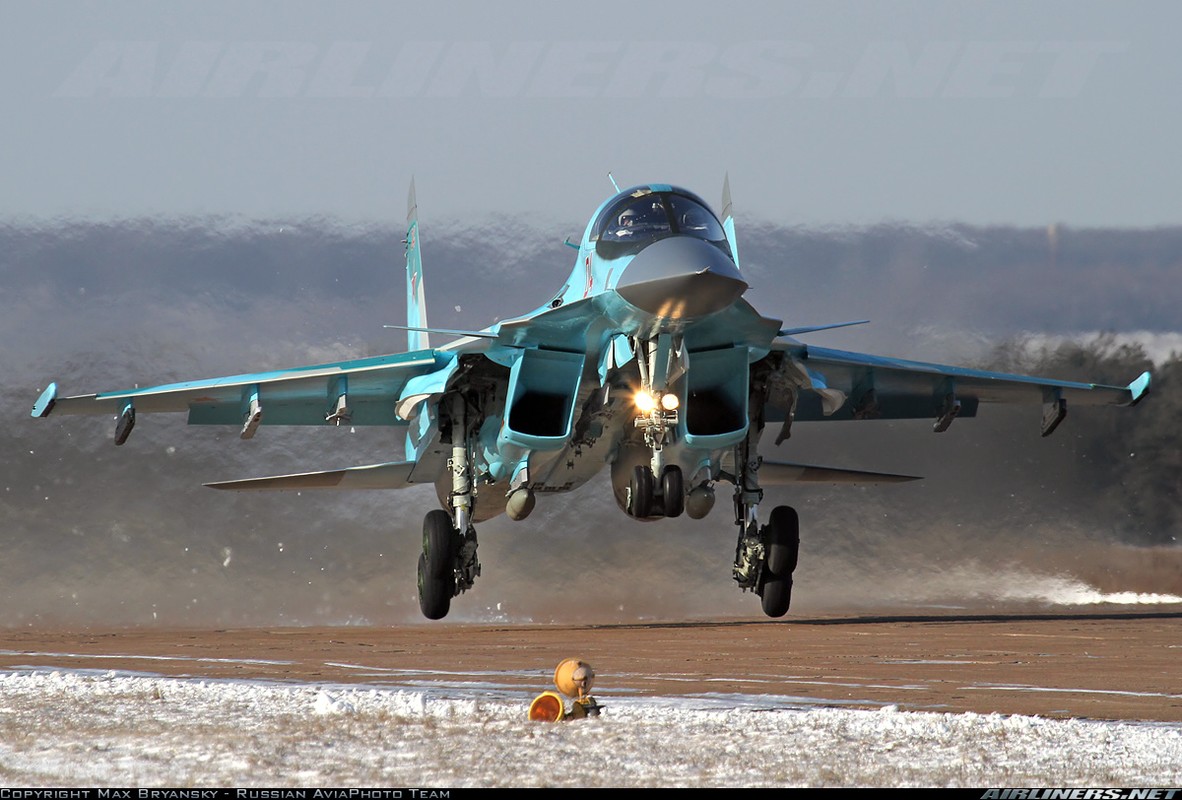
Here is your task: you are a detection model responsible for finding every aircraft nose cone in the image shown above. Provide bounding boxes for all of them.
[615,236,747,319]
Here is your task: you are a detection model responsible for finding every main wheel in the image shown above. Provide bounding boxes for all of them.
[759,575,792,618]
[628,465,654,518]
[765,505,800,577]
[661,466,684,518]
[423,509,456,579]
[417,552,453,620]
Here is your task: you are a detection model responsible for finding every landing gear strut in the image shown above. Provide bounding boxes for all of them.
[732,498,800,618]
[417,394,482,620]
[626,334,685,519]
[729,390,800,618]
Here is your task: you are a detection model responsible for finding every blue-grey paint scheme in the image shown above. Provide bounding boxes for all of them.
[31,180,1151,620]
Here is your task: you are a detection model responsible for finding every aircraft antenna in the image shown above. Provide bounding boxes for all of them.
[607,172,620,192]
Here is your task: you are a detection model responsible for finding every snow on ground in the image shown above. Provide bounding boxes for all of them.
[0,670,1180,787]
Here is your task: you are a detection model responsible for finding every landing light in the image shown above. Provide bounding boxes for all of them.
[634,391,657,413]
[661,393,679,411]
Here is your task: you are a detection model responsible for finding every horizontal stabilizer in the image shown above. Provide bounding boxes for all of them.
[759,460,921,485]
[383,324,499,339]
[205,461,417,491]
[778,320,869,337]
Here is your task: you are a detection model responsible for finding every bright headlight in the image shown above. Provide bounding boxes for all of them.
[634,391,658,413]
[661,393,679,411]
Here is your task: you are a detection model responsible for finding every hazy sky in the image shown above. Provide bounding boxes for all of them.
[2,0,1179,228]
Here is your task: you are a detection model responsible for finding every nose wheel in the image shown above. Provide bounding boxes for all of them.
[626,334,686,520]
[627,466,653,518]
[661,465,684,518]
[627,464,684,519]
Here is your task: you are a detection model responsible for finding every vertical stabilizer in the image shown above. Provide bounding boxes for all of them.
[405,178,430,351]
[721,173,740,268]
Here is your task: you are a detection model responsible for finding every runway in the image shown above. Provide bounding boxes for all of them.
[4,607,1180,722]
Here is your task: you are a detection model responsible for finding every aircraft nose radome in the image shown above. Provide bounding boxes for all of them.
[615,236,747,319]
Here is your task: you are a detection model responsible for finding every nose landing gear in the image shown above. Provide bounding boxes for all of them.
[626,464,685,519]
[625,335,686,520]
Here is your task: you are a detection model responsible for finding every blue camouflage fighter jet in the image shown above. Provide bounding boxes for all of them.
[31,178,1152,620]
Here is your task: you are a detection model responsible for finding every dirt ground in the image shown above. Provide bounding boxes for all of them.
[2,608,1179,723]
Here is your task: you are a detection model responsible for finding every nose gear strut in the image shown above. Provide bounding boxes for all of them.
[626,334,686,519]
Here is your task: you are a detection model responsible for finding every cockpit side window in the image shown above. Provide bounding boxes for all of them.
[668,195,727,246]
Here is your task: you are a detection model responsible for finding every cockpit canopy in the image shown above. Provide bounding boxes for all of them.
[592,187,732,260]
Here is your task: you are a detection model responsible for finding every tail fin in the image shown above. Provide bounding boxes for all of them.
[720,173,740,268]
[405,178,430,351]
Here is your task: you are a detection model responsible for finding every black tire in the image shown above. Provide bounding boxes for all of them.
[423,509,455,579]
[661,466,684,518]
[628,465,654,518]
[417,552,453,620]
[759,575,793,618]
[765,505,800,577]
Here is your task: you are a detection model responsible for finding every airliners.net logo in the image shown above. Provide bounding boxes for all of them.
[982,791,1179,799]
[52,40,1126,100]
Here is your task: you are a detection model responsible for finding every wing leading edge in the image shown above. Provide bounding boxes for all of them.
[773,341,1150,436]
[31,349,453,431]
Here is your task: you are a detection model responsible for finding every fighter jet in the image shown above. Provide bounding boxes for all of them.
[31,178,1152,620]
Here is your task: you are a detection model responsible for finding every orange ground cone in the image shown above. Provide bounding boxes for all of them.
[528,690,566,722]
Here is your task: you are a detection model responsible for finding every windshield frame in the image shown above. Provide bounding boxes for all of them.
[592,189,732,260]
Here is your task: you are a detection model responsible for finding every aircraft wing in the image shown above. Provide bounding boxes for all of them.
[205,461,419,491]
[774,342,1150,436]
[758,460,920,484]
[30,349,455,435]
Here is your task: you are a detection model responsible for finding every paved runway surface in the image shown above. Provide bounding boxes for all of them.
[3,608,1179,722]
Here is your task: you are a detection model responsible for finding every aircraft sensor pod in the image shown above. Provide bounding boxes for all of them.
[505,487,536,521]
[685,484,716,520]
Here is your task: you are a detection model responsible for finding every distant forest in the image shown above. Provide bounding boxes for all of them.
[981,335,1178,545]
[3,217,1180,337]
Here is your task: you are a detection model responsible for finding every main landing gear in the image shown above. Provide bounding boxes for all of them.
[416,509,479,620]
[729,409,801,617]
[417,396,481,620]
[732,499,801,618]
